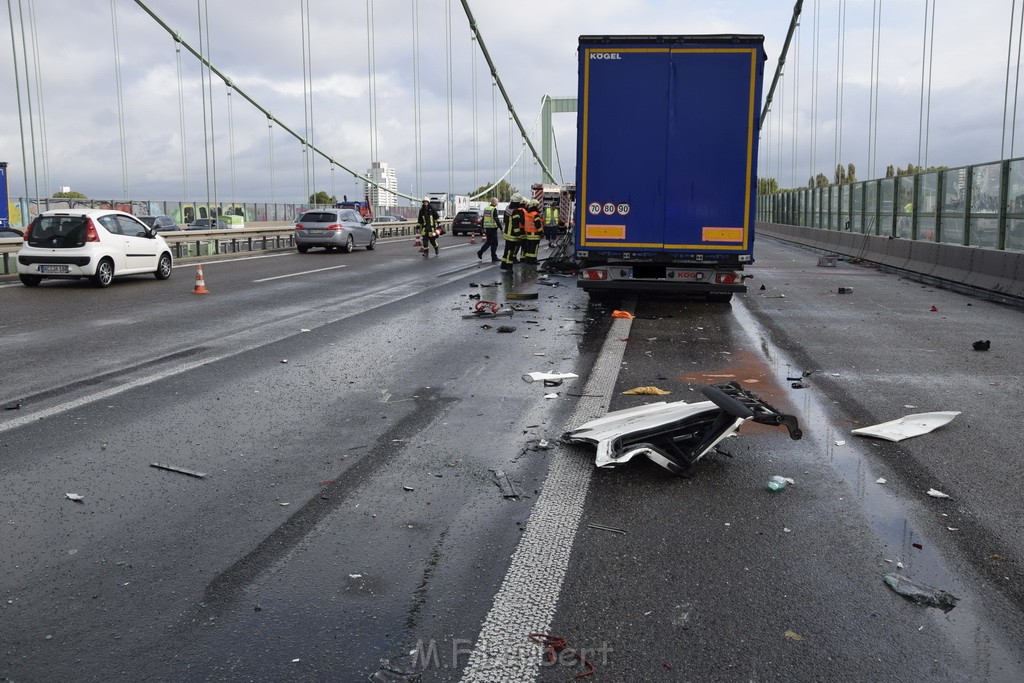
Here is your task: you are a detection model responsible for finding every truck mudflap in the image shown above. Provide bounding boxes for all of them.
[564,381,801,476]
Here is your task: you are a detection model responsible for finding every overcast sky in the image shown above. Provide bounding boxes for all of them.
[2,0,1023,205]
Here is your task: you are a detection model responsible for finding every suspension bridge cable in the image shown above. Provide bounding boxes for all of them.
[791,21,800,187]
[304,0,315,198]
[445,0,455,197]
[1004,1,1019,160]
[924,0,936,167]
[110,0,130,196]
[195,0,211,211]
[132,0,417,203]
[868,0,877,178]
[917,0,930,167]
[174,37,189,203]
[267,116,275,203]
[226,83,236,207]
[471,33,478,189]
[300,0,312,198]
[459,0,553,182]
[810,0,819,180]
[27,0,49,196]
[871,1,882,178]
[16,0,39,202]
[203,0,217,208]
[7,0,31,203]
[492,80,498,188]
[366,0,379,166]
[412,0,422,197]
[835,0,845,179]
[1012,2,1024,156]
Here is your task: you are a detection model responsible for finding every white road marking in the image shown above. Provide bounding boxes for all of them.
[253,265,347,282]
[459,312,635,682]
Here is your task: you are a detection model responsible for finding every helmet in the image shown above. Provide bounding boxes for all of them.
[510,193,524,204]
[528,199,540,209]
[422,196,430,202]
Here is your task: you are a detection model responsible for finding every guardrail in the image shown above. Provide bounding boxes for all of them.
[0,220,436,276]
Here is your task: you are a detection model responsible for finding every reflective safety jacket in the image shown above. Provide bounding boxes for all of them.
[482,206,499,230]
[522,209,542,236]
[505,208,525,241]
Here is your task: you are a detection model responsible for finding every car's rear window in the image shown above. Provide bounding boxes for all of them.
[27,215,88,248]
[455,212,479,219]
[298,212,338,223]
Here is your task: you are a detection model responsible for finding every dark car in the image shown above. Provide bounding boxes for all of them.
[138,215,178,232]
[187,218,230,230]
[0,227,24,239]
[451,209,484,236]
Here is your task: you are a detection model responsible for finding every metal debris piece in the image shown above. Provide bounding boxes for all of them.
[883,573,959,612]
[496,325,517,333]
[280,359,288,364]
[506,292,539,300]
[523,372,578,383]
[566,381,802,476]
[3,403,21,411]
[403,486,414,492]
[543,378,564,387]
[65,493,84,502]
[927,488,951,499]
[492,470,523,498]
[851,411,960,442]
[150,462,208,479]
[368,658,422,682]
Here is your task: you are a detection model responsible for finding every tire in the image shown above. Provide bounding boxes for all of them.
[154,253,172,280]
[19,274,42,287]
[366,232,377,250]
[343,235,354,253]
[297,244,309,253]
[92,258,114,288]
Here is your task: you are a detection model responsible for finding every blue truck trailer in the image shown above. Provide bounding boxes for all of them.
[574,35,766,301]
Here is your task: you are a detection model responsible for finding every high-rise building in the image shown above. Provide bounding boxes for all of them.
[365,162,399,214]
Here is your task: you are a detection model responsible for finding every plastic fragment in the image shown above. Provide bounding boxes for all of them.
[496,325,516,333]
[927,488,950,499]
[523,371,578,383]
[851,412,960,442]
[403,486,414,492]
[876,478,887,484]
[65,493,84,502]
[784,630,804,641]
[767,475,788,492]
[368,658,421,682]
[621,386,671,396]
[611,310,634,319]
[834,440,846,446]
[883,573,959,612]
[492,470,523,498]
[280,359,288,364]
[972,340,991,351]
[544,393,558,399]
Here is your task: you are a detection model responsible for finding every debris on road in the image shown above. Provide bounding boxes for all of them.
[876,478,887,484]
[506,292,539,300]
[621,386,671,396]
[851,411,960,442]
[611,310,634,319]
[528,633,596,679]
[784,630,805,641]
[927,488,951,499]
[767,475,791,492]
[523,371,579,383]
[882,573,959,612]
[65,493,84,503]
[837,286,853,294]
[544,393,559,399]
[565,381,802,475]
[817,255,837,267]
[492,470,524,499]
[972,340,991,351]
[587,523,626,535]
[279,359,288,364]
[150,462,208,479]
[403,486,414,492]
[3,403,20,410]
[496,325,517,333]
[368,658,421,682]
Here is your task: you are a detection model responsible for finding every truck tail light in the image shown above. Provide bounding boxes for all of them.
[84,218,100,243]
[581,268,608,280]
[715,273,739,284]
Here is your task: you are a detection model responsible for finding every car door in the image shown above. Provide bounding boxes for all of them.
[116,215,159,273]
[96,215,130,273]
[345,210,369,245]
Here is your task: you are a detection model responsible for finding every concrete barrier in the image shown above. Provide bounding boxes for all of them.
[758,221,1023,306]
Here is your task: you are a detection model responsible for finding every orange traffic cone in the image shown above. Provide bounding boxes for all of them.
[414,236,422,247]
[193,265,209,294]
[469,233,477,244]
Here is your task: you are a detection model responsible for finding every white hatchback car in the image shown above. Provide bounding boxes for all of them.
[17,209,174,288]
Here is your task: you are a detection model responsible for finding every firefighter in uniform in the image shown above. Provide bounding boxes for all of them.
[417,196,441,256]
[520,199,543,264]
[499,194,526,270]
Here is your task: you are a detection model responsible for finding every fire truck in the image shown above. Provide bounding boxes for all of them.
[531,183,573,233]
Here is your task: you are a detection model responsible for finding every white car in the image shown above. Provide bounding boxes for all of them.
[17,209,174,288]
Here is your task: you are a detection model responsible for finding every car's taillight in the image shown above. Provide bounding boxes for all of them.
[23,220,34,241]
[295,223,304,230]
[84,218,100,242]
[326,223,342,231]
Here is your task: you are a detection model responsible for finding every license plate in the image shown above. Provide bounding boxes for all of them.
[39,265,70,274]
[306,229,324,235]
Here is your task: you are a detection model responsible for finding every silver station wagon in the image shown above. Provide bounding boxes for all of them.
[294,209,377,253]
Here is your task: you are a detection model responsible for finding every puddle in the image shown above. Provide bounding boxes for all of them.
[733,299,1024,678]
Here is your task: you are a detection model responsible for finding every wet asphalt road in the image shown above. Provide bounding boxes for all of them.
[0,234,1022,681]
